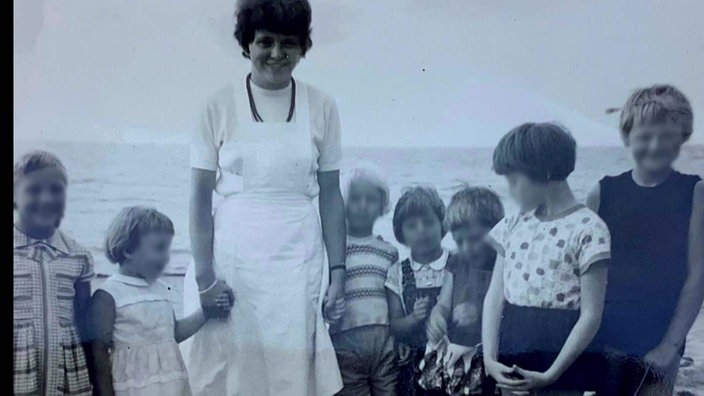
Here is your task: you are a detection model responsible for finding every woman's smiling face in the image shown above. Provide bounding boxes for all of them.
[248,30,303,89]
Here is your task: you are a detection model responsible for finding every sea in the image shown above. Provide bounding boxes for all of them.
[13,141,704,277]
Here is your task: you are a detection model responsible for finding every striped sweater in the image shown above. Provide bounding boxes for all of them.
[332,235,399,333]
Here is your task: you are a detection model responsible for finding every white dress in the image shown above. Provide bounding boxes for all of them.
[182,76,343,396]
[98,274,191,396]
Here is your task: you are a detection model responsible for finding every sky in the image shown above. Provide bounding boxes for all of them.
[13,0,704,147]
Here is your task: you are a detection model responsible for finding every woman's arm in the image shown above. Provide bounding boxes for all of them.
[89,290,116,396]
[646,181,704,369]
[544,260,608,382]
[190,169,233,316]
[318,170,347,321]
[190,169,217,287]
[174,308,207,343]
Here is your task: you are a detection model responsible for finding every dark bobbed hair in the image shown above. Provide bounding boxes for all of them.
[392,186,447,245]
[445,186,504,232]
[492,122,577,183]
[234,0,313,57]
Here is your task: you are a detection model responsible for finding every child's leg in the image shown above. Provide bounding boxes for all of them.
[369,326,398,396]
[332,328,373,396]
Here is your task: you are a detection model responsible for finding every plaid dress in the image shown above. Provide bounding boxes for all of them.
[13,227,94,395]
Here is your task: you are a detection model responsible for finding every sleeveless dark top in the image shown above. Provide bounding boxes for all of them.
[445,254,493,347]
[597,170,700,357]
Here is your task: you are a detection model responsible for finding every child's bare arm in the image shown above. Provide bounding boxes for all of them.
[427,273,453,343]
[387,289,427,343]
[89,290,116,396]
[74,281,92,343]
[585,184,600,213]
[648,181,704,367]
[175,308,207,343]
[542,260,608,383]
[481,255,505,363]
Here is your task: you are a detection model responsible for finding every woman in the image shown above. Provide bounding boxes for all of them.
[182,1,346,394]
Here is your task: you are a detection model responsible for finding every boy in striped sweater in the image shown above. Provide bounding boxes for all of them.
[331,163,400,395]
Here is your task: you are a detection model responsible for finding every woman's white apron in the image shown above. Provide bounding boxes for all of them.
[182,77,342,396]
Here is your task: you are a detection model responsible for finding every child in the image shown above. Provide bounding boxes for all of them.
[587,85,704,395]
[331,163,400,395]
[13,151,94,395]
[482,123,611,395]
[421,187,504,395]
[90,207,231,396]
[386,186,449,396]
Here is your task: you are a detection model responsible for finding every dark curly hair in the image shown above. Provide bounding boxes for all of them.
[392,186,447,245]
[234,0,313,57]
[492,122,577,183]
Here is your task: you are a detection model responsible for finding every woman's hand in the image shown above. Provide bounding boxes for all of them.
[323,281,345,323]
[426,307,447,344]
[199,279,235,318]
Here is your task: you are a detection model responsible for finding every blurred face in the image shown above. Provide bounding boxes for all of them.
[401,212,443,256]
[14,168,66,232]
[346,180,384,232]
[506,173,547,212]
[625,120,684,173]
[452,224,493,263]
[248,30,303,89]
[126,232,173,281]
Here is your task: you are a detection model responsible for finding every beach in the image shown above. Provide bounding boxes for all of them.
[16,141,704,394]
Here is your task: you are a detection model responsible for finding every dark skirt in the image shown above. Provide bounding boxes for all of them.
[498,303,605,391]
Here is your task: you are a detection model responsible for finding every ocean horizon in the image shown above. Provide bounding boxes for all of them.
[13,141,704,277]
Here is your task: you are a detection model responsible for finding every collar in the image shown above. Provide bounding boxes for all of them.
[410,249,449,271]
[111,273,152,287]
[13,225,70,254]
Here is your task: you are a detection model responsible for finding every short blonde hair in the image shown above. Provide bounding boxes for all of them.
[445,186,504,232]
[104,206,174,264]
[14,150,68,187]
[620,84,693,142]
[341,161,391,215]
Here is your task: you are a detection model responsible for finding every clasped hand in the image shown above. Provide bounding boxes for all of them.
[199,279,235,318]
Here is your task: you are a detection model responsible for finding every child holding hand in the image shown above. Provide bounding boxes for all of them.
[421,187,504,395]
[331,163,400,395]
[90,207,232,396]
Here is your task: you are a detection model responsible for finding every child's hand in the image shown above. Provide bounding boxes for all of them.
[443,343,474,373]
[426,308,447,344]
[497,365,555,393]
[452,302,479,327]
[484,358,524,390]
[204,291,234,319]
[411,296,431,322]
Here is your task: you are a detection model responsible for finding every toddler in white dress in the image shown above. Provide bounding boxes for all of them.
[90,207,231,396]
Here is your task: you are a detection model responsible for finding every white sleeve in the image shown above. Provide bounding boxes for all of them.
[317,98,342,172]
[190,102,219,171]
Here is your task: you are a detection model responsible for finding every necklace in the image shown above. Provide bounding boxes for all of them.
[246,73,295,123]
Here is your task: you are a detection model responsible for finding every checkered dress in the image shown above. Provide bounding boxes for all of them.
[14,227,94,395]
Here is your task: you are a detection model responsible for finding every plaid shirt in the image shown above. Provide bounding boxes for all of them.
[14,226,94,395]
